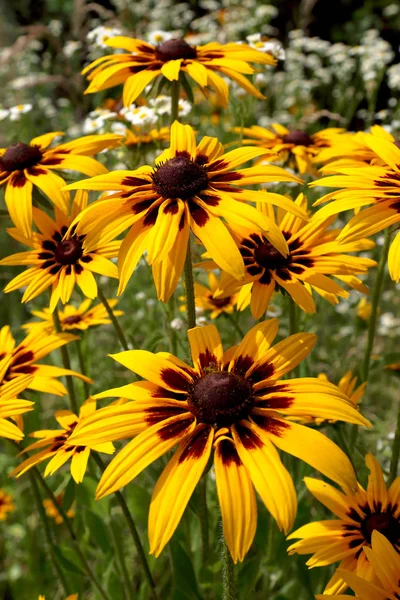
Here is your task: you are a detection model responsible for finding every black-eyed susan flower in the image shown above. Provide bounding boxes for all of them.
[11,400,114,483]
[22,299,123,335]
[0,325,90,396]
[125,126,170,148]
[193,272,241,319]
[82,37,276,108]
[288,454,400,595]
[0,374,34,440]
[316,530,400,600]
[65,121,304,302]
[66,320,369,562]
[0,132,121,237]
[234,124,344,174]
[0,191,120,312]
[310,134,400,282]
[42,494,76,525]
[213,194,376,318]
[0,490,15,520]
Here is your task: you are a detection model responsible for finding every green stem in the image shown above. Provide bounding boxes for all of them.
[108,509,136,600]
[53,309,79,414]
[225,312,245,339]
[93,454,158,599]
[29,472,71,595]
[35,469,112,600]
[288,295,298,336]
[183,240,197,330]
[389,405,400,484]
[362,229,390,382]
[76,339,90,398]
[198,477,209,566]
[98,287,129,351]
[221,536,236,600]
[170,80,180,123]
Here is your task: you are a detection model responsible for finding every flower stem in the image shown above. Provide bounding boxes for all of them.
[76,339,90,398]
[221,536,236,600]
[389,405,400,484]
[171,80,180,123]
[288,295,298,336]
[53,308,79,414]
[198,477,209,566]
[35,468,112,600]
[98,287,129,351]
[183,240,197,330]
[28,471,71,595]
[362,229,390,382]
[92,454,158,599]
[108,515,134,600]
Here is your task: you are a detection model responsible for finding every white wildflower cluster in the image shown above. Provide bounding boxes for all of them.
[63,40,82,58]
[245,34,285,60]
[388,63,400,91]
[351,29,394,87]
[147,30,175,45]
[120,105,158,127]
[149,95,191,117]
[0,104,32,121]
[83,108,117,134]
[87,26,122,51]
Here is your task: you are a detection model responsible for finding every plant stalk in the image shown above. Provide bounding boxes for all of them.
[183,240,197,330]
[53,308,79,414]
[76,339,90,398]
[98,287,129,351]
[221,536,236,600]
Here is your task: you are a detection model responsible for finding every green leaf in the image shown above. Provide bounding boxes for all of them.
[237,555,261,595]
[85,510,112,553]
[170,539,202,600]
[180,72,194,104]
[54,545,85,575]
[62,477,76,513]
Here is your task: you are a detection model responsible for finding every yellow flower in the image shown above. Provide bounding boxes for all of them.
[11,400,114,483]
[83,37,276,107]
[0,132,121,237]
[42,493,75,525]
[357,297,373,321]
[0,324,90,397]
[310,134,400,282]
[66,320,369,562]
[213,193,375,318]
[194,272,241,318]
[65,121,304,302]
[288,454,400,595]
[0,489,15,520]
[0,191,120,311]
[125,126,170,148]
[22,299,123,335]
[234,124,345,174]
[316,531,400,600]
[0,375,34,440]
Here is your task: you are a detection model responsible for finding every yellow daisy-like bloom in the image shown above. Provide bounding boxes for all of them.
[316,531,400,600]
[66,320,369,562]
[42,493,76,526]
[234,124,344,174]
[0,374,34,440]
[194,272,241,319]
[65,121,304,302]
[0,489,15,520]
[0,325,90,396]
[0,191,120,312]
[0,132,121,237]
[125,126,170,148]
[11,400,114,483]
[357,297,373,321]
[310,135,400,282]
[287,454,400,595]
[22,299,123,335]
[214,194,376,318]
[82,37,276,108]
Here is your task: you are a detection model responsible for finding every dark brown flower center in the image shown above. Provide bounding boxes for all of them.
[187,371,253,426]
[282,130,313,146]
[155,38,197,62]
[254,240,290,271]
[55,239,83,265]
[0,143,42,171]
[394,140,400,149]
[210,296,231,308]
[152,156,208,199]
[63,315,82,325]
[361,512,400,544]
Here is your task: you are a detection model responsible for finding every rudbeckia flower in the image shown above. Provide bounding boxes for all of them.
[0,132,121,237]
[22,299,123,335]
[125,126,170,148]
[193,271,242,319]
[0,325,90,396]
[212,194,376,318]
[0,490,15,520]
[11,400,114,484]
[310,135,400,282]
[82,37,276,107]
[234,124,344,174]
[65,121,304,301]
[288,454,400,595]
[0,374,34,440]
[66,320,369,562]
[42,494,75,525]
[0,191,120,311]
[316,530,400,600]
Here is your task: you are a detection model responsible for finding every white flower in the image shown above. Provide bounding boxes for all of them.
[149,95,171,115]
[64,40,82,58]
[135,291,146,301]
[87,26,122,49]
[170,317,185,330]
[120,105,157,127]
[8,104,32,121]
[178,99,191,116]
[110,122,128,136]
[0,108,9,120]
[147,30,174,45]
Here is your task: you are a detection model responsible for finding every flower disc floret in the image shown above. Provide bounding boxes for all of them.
[151,156,209,199]
[253,239,290,271]
[0,143,42,171]
[282,130,313,146]
[155,38,197,61]
[188,371,253,426]
[54,239,83,265]
[361,512,400,545]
